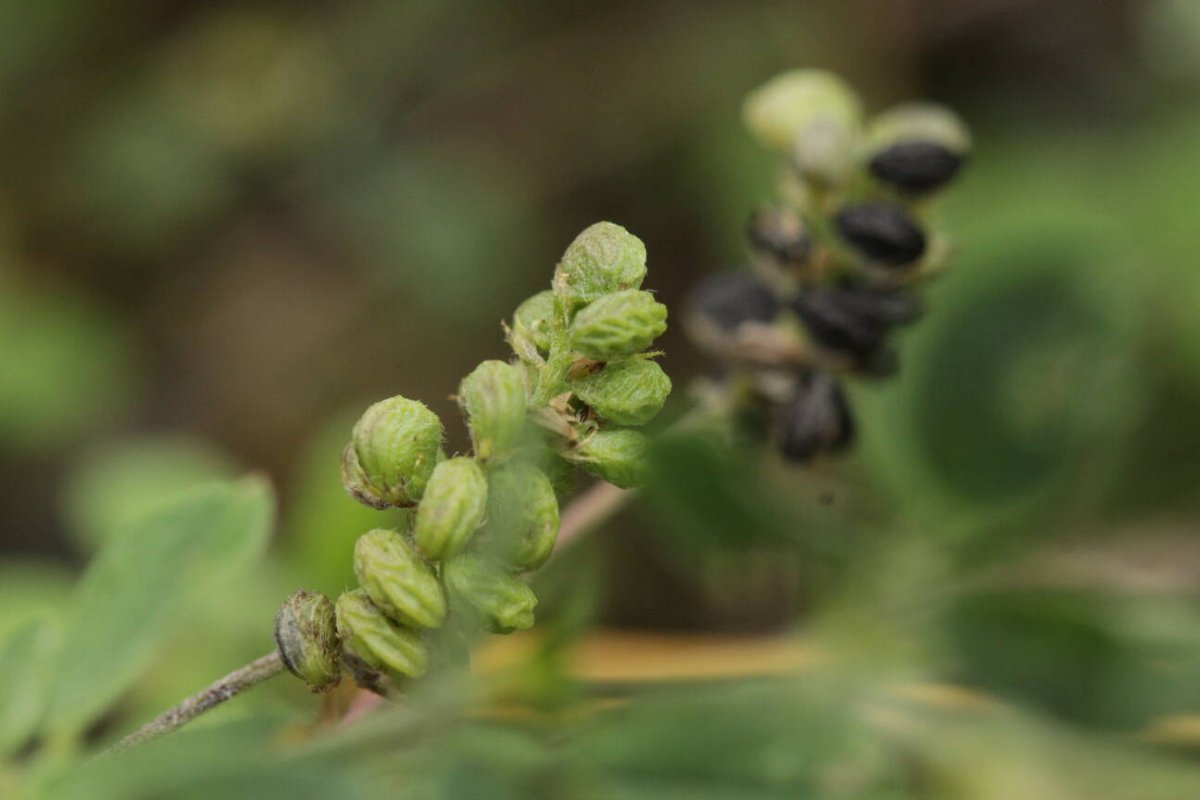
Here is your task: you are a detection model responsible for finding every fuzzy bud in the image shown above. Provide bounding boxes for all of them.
[342,396,443,509]
[335,589,427,682]
[569,289,667,360]
[571,358,671,426]
[511,290,556,355]
[274,590,341,693]
[574,429,649,488]
[554,222,647,308]
[834,202,927,266]
[412,457,488,560]
[354,528,446,629]
[484,461,560,570]
[443,554,537,634]
[459,360,528,461]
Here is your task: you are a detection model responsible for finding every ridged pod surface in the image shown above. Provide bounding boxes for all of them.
[574,429,650,489]
[554,222,647,308]
[483,461,560,570]
[335,589,427,681]
[342,396,443,508]
[413,457,488,560]
[511,290,556,354]
[571,358,671,426]
[443,555,537,633]
[569,290,667,360]
[273,590,341,692]
[459,360,528,461]
[354,529,446,629]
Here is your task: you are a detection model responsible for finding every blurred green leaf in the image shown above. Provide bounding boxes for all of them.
[570,680,902,798]
[42,477,273,737]
[0,614,59,757]
[644,433,798,550]
[858,196,1143,546]
[62,436,237,553]
[40,713,363,800]
[0,273,136,452]
[281,411,404,596]
[0,559,73,639]
[324,140,542,328]
[947,588,1200,730]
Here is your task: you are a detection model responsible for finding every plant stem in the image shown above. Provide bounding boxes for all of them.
[102,651,284,757]
[554,480,633,556]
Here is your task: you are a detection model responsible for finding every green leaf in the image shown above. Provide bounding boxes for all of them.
[41,476,273,737]
[61,435,237,552]
[0,614,59,757]
[0,559,72,640]
[40,713,364,800]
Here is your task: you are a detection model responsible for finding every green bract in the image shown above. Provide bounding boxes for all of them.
[742,69,862,151]
[343,396,443,508]
[484,461,560,570]
[353,529,446,629]
[335,589,427,681]
[443,555,537,633]
[274,590,341,693]
[511,290,556,355]
[459,360,528,461]
[865,102,971,155]
[413,457,488,560]
[571,358,671,426]
[554,222,647,308]
[569,290,667,360]
[574,429,650,488]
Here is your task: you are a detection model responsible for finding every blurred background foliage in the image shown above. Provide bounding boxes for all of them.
[3,0,1200,797]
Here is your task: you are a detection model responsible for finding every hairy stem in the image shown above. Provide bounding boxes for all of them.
[102,651,284,757]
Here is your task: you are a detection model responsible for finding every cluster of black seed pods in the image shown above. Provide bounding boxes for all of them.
[686,70,970,463]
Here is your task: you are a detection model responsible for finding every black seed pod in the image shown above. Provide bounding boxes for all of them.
[688,272,780,332]
[787,284,916,367]
[869,142,964,195]
[834,202,927,266]
[748,206,810,269]
[776,371,854,462]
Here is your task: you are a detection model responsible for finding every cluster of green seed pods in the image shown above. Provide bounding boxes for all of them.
[688,70,970,464]
[274,221,671,695]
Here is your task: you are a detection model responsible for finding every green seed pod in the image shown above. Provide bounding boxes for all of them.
[569,290,668,360]
[354,528,446,629]
[443,554,537,633]
[574,429,649,488]
[273,590,341,693]
[459,360,528,462]
[413,457,488,560]
[554,222,647,308]
[342,396,443,508]
[511,290,556,355]
[570,358,672,426]
[335,588,427,682]
[484,460,560,570]
[742,69,862,151]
